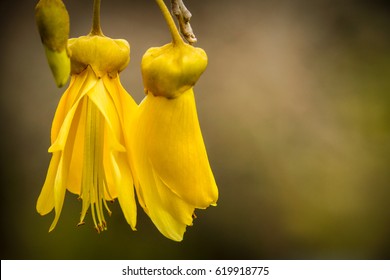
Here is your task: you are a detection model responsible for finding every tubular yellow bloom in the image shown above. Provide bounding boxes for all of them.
[131,0,218,241]
[36,33,137,232]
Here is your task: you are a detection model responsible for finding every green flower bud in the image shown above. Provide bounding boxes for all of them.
[141,42,207,98]
[35,0,70,87]
[44,46,71,88]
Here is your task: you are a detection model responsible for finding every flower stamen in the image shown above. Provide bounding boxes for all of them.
[78,96,109,232]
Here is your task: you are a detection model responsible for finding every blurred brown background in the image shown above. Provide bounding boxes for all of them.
[1,0,390,259]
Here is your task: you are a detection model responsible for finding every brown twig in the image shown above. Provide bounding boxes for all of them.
[171,0,197,44]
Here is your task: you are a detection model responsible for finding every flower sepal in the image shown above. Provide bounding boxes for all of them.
[68,35,130,78]
[141,42,207,99]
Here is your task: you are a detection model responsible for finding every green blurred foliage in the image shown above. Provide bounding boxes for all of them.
[1,0,390,259]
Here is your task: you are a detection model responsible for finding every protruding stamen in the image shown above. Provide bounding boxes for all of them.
[79,97,109,232]
[103,199,112,216]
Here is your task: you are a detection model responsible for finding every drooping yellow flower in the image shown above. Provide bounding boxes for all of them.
[131,0,218,241]
[36,31,137,232]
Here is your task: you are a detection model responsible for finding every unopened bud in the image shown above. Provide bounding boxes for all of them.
[35,0,70,87]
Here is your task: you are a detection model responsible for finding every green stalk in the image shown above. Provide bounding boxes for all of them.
[90,0,103,36]
[155,0,183,45]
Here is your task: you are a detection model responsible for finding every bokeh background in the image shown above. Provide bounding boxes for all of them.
[1,0,390,259]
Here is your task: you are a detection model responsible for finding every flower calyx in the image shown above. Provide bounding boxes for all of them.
[68,35,130,78]
[141,42,207,98]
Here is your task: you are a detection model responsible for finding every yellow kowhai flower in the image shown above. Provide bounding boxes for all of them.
[131,0,218,241]
[36,1,137,232]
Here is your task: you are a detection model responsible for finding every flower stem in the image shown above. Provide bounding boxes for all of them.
[155,0,183,45]
[90,0,103,36]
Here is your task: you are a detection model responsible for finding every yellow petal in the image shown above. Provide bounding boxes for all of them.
[50,76,75,144]
[107,151,137,230]
[37,152,61,215]
[99,78,137,229]
[136,89,218,208]
[50,69,94,143]
[88,78,125,152]
[102,74,137,129]
[48,154,67,232]
[133,144,194,241]
[149,165,195,241]
[49,69,97,152]
[103,74,138,192]
[132,89,218,241]
[48,95,82,231]
[66,97,86,195]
